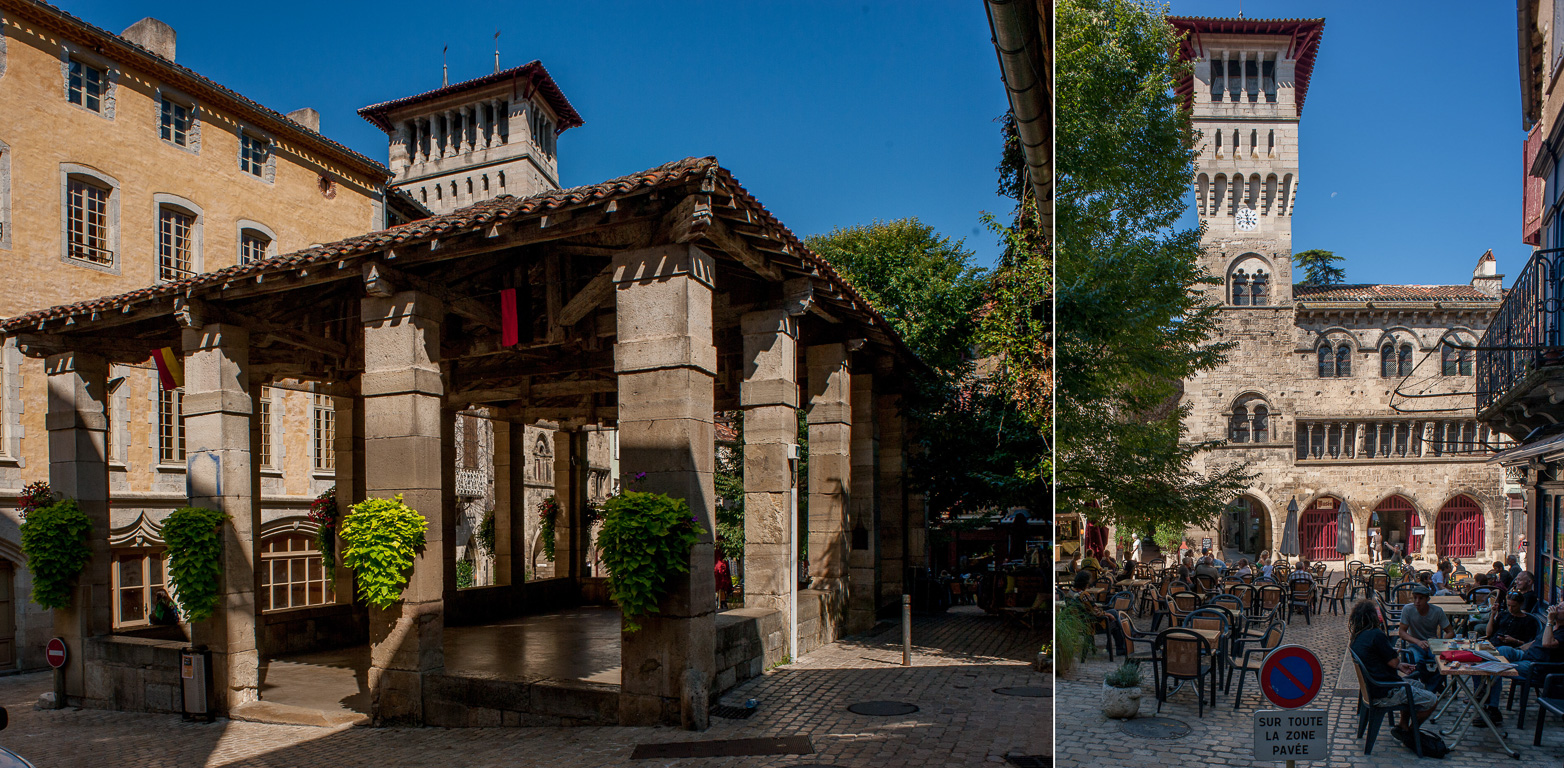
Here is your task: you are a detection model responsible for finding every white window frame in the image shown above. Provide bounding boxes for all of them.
[237,127,275,183]
[153,194,203,283]
[258,385,275,470]
[155,87,201,153]
[236,219,277,265]
[59,164,120,273]
[258,530,334,613]
[158,386,184,466]
[111,548,166,629]
[312,393,335,474]
[59,46,116,120]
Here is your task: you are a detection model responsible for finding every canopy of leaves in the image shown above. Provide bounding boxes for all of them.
[714,412,746,561]
[1056,0,1253,532]
[340,495,428,609]
[162,507,229,622]
[19,498,92,609]
[806,219,989,378]
[1293,248,1346,286]
[595,491,704,632]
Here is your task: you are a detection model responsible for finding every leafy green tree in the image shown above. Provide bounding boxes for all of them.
[1293,248,1346,286]
[983,115,1052,431]
[714,412,746,560]
[1056,0,1253,533]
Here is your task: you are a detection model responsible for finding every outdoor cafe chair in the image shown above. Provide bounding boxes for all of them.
[1254,584,1285,624]
[1347,560,1365,577]
[1532,673,1564,746]
[1325,578,1354,616]
[1227,621,1285,706]
[1135,563,1155,579]
[1509,653,1564,728]
[1348,650,1422,757]
[1284,579,1314,624]
[1206,593,1246,618]
[1169,590,1200,626]
[1115,610,1156,666]
[1368,570,1390,598]
[1390,583,1419,607]
[1194,574,1217,594]
[1107,590,1136,615]
[1184,608,1233,679]
[1226,583,1258,611]
[1154,627,1219,717]
[1467,586,1496,605]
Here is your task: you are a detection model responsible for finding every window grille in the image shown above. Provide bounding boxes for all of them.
[1381,345,1396,378]
[240,230,269,264]
[259,533,333,611]
[240,132,269,177]
[1231,270,1249,305]
[312,394,335,471]
[66,177,112,265]
[1335,344,1351,377]
[1250,270,1269,305]
[1317,345,1334,377]
[1398,344,1414,377]
[67,59,103,111]
[160,97,191,146]
[158,206,193,281]
[258,386,273,469]
[158,387,184,463]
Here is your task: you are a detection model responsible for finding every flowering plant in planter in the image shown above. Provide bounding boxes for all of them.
[17,482,57,518]
[306,486,339,580]
[538,495,561,561]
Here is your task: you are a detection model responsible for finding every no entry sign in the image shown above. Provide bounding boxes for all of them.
[1259,645,1323,709]
[45,637,67,669]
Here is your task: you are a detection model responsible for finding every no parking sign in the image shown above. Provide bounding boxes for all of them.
[1259,645,1323,708]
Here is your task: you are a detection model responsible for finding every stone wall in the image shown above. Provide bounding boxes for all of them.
[714,607,782,694]
[421,675,618,727]
[258,603,366,657]
[80,635,186,714]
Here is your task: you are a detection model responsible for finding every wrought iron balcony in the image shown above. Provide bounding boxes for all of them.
[1477,246,1564,430]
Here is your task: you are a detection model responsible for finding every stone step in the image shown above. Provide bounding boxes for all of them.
[229,700,367,728]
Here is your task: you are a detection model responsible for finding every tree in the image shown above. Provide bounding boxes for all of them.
[1056,0,1253,533]
[984,113,1052,431]
[1293,249,1346,286]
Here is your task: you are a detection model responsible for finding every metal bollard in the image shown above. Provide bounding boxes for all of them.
[902,594,912,666]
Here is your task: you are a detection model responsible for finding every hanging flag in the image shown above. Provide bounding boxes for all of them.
[500,288,520,347]
[152,347,183,390]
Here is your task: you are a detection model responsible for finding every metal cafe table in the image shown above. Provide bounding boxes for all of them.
[1427,638,1520,758]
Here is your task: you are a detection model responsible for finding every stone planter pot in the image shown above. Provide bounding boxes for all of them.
[1101,683,1143,719]
[1033,651,1050,673]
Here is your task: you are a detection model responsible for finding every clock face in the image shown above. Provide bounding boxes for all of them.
[1236,207,1259,231]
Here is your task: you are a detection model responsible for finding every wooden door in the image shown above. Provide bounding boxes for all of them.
[0,562,16,668]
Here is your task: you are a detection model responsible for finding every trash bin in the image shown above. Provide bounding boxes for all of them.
[180,646,213,722]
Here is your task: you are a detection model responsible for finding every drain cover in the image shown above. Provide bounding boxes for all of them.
[711,705,757,720]
[847,700,919,716]
[994,686,1051,698]
[1118,717,1192,740]
[1005,757,1052,768]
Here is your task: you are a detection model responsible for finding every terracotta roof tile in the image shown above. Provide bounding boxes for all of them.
[1167,16,1326,115]
[1292,284,1495,302]
[358,61,583,133]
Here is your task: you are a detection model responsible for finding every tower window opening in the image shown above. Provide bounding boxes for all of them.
[1211,57,1225,101]
[1249,130,1258,155]
[1212,175,1226,214]
[1262,57,1277,102]
[1250,269,1269,305]
[1215,130,1222,153]
[1267,130,1275,155]
[1245,57,1259,100]
[1227,58,1242,99]
[1232,269,1250,306]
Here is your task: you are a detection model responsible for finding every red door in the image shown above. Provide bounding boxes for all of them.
[1301,499,1342,561]
[1437,496,1485,558]
[1375,495,1422,553]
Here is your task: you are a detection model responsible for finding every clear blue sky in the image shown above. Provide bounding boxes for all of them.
[61,0,1012,266]
[1170,1,1529,287]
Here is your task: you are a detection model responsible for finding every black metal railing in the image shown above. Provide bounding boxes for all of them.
[1478,246,1564,411]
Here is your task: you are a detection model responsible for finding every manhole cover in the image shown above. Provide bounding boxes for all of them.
[846,700,919,716]
[994,686,1051,698]
[711,705,757,720]
[1005,757,1052,768]
[1118,717,1192,740]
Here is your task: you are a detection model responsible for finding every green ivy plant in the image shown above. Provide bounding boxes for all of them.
[455,558,475,589]
[476,509,496,555]
[162,507,229,622]
[538,495,560,561]
[595,491,705,632]
[339,495,427,609]
[18,498,92,609]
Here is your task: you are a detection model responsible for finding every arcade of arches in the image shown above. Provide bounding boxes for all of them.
[1216,492,1494,562]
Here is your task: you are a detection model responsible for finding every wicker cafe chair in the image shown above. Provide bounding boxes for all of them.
[1326,577,1354,615]
[1369,570,1390,599]
[1286,579,1315,625]
[1116,610,1157,665]
[1107,590,1136,615]
[1184,607,1233,683]
[1194,574,1217,594]
[1226,583,1259,613]
[1154,628,1219,717]
[1169,590,1200,626]
[1228,621,1285,706]
[1348,650,1421,757]
[1254,584,1285,624]
[1390,583,1419,607]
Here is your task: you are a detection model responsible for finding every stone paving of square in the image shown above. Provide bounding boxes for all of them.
[0,606,1046,768]
[1055,597,1561,767]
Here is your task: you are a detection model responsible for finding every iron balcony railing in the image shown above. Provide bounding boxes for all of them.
[1478,246,1564,412]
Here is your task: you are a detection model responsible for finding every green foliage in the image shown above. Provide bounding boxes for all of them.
[1054,602,1091,677]
[805,219,989,378]
[1152,521,1186,553]
[455,558,475,589]
[1386,562,1403,580]
[714,412,746,560]
[595,491,705,632]
[912,380,1050,515]
[1293,249,1346,286]
[307,487,339,583]
[476,510,497,555]
[1105,660,1144,688]
[986,112,1052,432]
[18,498,92,609]
[538,495,559,562]
[162,507,229,622]
[1056,0,1254,534]
[339,495,428,609]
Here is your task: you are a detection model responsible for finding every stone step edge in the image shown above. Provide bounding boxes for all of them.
[229,700,369,728]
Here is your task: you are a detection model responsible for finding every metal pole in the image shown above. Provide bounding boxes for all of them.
[902,594,912,666]
[52,668,64,710]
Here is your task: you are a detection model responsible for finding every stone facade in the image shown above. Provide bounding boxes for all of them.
[1173,18,1515,565]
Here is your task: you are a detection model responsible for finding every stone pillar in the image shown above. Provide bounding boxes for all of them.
[477,104,491,150]
[613,243,717,729]
[492,419,516,585]
[330,386,364,603]
[44,351,110,706]
[905,421,929,571]
[874,356,906,611]
[361,291,446,725]
[493,99,508,143]
[181,323,259,712]
[739,309,797,629]
[458,106,472,154]
[846,367,877,634]
[553,427,581,580]
[806,342,850,635]
[391,121,411,172]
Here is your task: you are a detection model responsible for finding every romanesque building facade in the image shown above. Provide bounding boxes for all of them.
[1171,16,1517,565]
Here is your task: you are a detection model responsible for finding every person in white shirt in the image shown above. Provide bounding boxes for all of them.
[1234,558,1253,578]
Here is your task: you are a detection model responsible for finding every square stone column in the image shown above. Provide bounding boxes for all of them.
[739,309,798,636]
[44,351,110,706]
[806,342,851,637]
[181,323,260,712]
[553,428,584,580]
[361,291,446,725]
[613,243,717,729]
[847,369,878,634]
[874,360,907,610]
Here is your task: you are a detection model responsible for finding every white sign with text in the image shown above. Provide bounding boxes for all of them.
[1253,709,1328,762]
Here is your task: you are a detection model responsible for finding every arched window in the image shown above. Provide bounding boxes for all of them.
[1250,269,1269,305]
[1253,405,1269,443]
[1215,130,1223,153]
[1381,345,1396,378]
[1398,344,1414,376]
[259,530,334,612]
[1335,344,1352,377]
[1442,340,1473,376]
[1249,129,1258,155]
[1232,269,1250,305]
[1229,395,1272,444]
[1317,345,1334,377]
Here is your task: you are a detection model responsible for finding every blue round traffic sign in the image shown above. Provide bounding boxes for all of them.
[1259,645,1323,709]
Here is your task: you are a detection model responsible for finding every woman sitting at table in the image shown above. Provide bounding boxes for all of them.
[1067,552,1082,574]
[1350,600,1438,734]
[1486,601,1564,720]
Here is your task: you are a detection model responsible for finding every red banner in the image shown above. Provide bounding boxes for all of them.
[500,288,520,347]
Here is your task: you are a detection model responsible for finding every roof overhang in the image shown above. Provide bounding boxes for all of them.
[358,61,583,134]
[1167,16,1325,115]
[1489,430,1564,466]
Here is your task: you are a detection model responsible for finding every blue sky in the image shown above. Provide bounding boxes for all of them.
[62,1,1012,266]
[1170,1,1529,287]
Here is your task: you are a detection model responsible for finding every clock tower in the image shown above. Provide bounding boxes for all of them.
[1169,16,1325,308]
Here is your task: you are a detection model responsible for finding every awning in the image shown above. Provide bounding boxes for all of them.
[1487,431,1564,466]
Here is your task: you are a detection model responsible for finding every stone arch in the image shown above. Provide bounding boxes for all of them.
[1227,253,1272,306]
[1224,492,1273,556]
[1432,491,1492,560]
[1369,493,1426,560]
[1296,493,1348,561]
[1309,326,1360,351]
[1226,392,1274,444]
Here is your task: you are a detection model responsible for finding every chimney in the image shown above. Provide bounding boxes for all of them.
[287,108,321,133]
[120,18,175,61]
[1471,249,1503,298]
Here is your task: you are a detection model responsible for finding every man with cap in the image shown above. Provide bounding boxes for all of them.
[1399,585,1453,691]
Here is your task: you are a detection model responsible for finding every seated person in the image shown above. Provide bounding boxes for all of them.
[1177,556,1196,583]
[1233,558,1253,578]
[1399,586,1453,691]
[1351,600,1437,734]
[1431,560,1455,596]
[1486,590,1540,650]
[1100,555,1118,575]
[1488,560,1510,590]
[1511,571,1540,613]
[1080,552,1101,573]
[1068,569,1125,655]
[1193,556,1221,582]
[1287,558,1316,585]
[1487,601,1564,721]
[1067,552,1082,574]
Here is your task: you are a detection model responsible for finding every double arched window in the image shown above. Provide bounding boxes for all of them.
[1228,394,1271,444]
[1381,342,1413,378]
[1317,343,1352,378]
[1229,254,1270,306]
[1441,339,1474,377]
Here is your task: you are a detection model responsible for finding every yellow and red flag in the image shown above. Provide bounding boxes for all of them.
[152,347,183,390]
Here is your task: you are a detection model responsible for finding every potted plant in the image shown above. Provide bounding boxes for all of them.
[1101,661,1144,719]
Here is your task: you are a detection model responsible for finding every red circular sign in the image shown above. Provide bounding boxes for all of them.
[1259,644,1322,709]
[45,637,67,669]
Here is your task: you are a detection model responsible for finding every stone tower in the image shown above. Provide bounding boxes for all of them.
[359,61,583,215]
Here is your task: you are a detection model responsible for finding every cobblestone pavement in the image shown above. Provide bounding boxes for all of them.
[1055,599,1561,767]
[0,606,1046,767]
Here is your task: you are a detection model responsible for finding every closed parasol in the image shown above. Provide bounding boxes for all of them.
[1278,497,1301,557]
[1336,506,1355,555]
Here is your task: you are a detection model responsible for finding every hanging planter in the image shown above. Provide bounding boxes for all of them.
[595,491,705,632]
[339,495,427,609]
[162,507,229,622]
[18,498,92,610]
[306,487,340,581]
